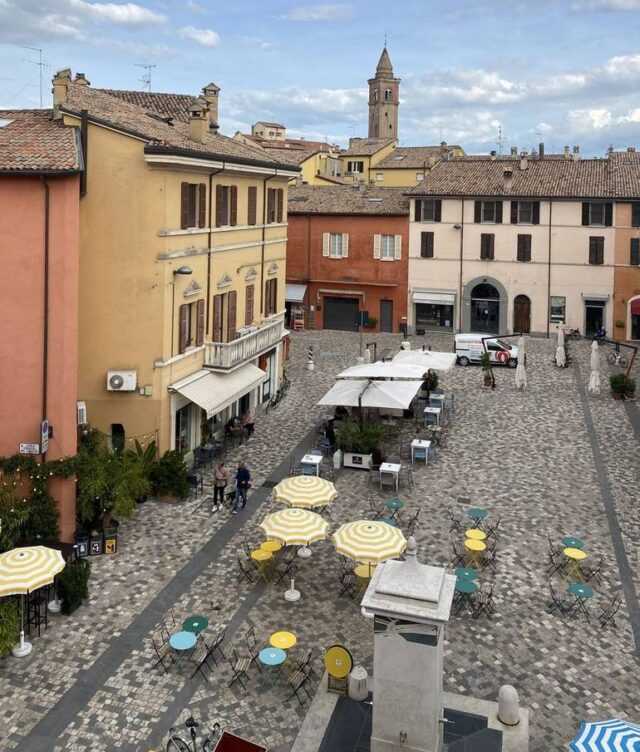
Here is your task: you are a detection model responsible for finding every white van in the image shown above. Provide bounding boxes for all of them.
[455,333,519,368]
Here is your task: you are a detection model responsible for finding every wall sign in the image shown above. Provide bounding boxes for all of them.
[40,420,49,454]
[19,443,40,455]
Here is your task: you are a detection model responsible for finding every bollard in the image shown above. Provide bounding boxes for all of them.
[498,684,520,726]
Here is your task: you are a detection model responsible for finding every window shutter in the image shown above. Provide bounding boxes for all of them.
[582,202,590,226]
[227,290,237,341]
[434,199,442,222]
[510,201,518,224]
[489,234,495,259]
[272,278,278,314]
[322,233,330,257]
[421,232,434,258]
[198,184,206,228]
[631,238,640,265]
[178,304,189,353]
[414,200,422,222]
[517,234,531,262]
[605,202,613,227]
[216,185,224,227]
[632,203,640,228]
[495,201,503,224]
[276,188,284,223]
[342,233,349,258]
[474,200,482,223]
[532,202,540,225]
[245,284,254,325]
[213,294,223,341]
[180,182,189,229]
[247,186,257,225]
[266,189,275,223]
[196,299,205,345]
[230,185,238,226]
[373,234,381,259]
[394,235,402,260]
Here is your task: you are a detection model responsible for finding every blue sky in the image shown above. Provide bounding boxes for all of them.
[1,0,640,154]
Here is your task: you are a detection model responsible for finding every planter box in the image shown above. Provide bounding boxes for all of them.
[343,452,373,470]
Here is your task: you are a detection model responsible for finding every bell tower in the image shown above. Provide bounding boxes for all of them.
[368,47,400,140]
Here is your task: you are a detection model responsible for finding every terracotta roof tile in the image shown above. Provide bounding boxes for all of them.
[376,145,462,169]
[93,89,194,122]
[288,185,409,215]
[0,109,80,173]
[341,138,396,157]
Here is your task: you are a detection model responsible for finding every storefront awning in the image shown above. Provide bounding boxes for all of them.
[317,379,423,410]
[169,364,266,419]
[413,291,455,306]
[286,284,307,303]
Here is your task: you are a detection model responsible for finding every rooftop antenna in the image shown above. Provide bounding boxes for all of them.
[384,31,388,47]
[21,46,46,108]
[135,63,156,92]
[496,124,504,155]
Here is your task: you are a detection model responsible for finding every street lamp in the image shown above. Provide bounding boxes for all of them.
[171,266,193,356]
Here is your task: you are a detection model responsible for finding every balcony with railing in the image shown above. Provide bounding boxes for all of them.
[203,314,285,371]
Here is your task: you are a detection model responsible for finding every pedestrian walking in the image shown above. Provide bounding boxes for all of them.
[212,461,229,513]
[242,408,255,437]
[233,462,251,514]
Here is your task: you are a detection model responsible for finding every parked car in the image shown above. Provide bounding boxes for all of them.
[455,333,519,368]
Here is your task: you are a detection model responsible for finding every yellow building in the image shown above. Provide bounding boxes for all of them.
[52,70,298,456]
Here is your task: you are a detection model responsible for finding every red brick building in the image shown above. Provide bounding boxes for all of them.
[286,185,409,332]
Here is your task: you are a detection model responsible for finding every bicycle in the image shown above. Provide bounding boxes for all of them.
[607,349,628,368]
[166,716,221,752]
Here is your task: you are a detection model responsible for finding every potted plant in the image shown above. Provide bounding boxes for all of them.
[150,450,190,501]
[480,352,494,388]
[125,440,157,503]
[364,316,378,330]
[57,558,91,615]
[421,369,439,400]
[336,419,385,470]
[610,373,636,400]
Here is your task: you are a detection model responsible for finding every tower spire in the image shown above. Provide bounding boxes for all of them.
[368,46,400,139]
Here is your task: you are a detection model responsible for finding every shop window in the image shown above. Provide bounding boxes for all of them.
[550,296,566,324]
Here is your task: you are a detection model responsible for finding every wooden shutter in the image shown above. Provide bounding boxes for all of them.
[517,234,531,262]
[227,290,237,341]
[322,233,330,256]
[198,184,206,228]
[196,299,205,345]
[212,294,223,341]
[582,202,590,226]
[474,200,482,223]
[434,199,442,222]
[414,200,422,222]
[247,186,257,225]
[373,234,381,259]
[589,237,604,265]
[481,233,494,260]
[394,235,402,260]
[267,189,275,223]
[488,234,495,259]
[495,201,503,224]
[532,201,540,225]
[271,278,278,314]
[216,185,224,227]
[180,182,190,229]
[178,304,189,353]
[632,203,640,228]
[510,201,518,224]
[245,284,254,325]
[421,232,434,258]
[230,185,238,226]
[631,238,640,265]
[342,233,349,258]
[276,188,284,223]
[605,202,613,227]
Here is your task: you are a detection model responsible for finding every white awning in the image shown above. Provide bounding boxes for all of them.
[392,349,457,372]
[317,379,423,410]
[286,284,307,303]
[413,291,455,306]
[337,362,428,380]
[169,364,266,418]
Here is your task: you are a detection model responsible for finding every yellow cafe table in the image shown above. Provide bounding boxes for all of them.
[563,547,588,580]
[261,540,283,554]
[270,631,297,650]
[251,548,273,581]
[465,528,487,541]
[464,538,486,568]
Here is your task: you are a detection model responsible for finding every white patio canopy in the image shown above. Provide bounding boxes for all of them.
[337,362,428,380]
[317,379,423,411]
[392,349,457,372]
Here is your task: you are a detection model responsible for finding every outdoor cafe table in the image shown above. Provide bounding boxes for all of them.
[423,406,442,427]
[464,538,486,567]
[270,631,297,650]
[261,540,283,554]
[379,462,401,492]
[384,498,404,519]
[182,615,208,635]
[466,507,488,526]
[169,630,197,664]
[562,536,585,550]
[454,578,478,614]
[259,647,287,685]
[455,567,478,581]
[563,547,588,581]
[465,528,487,541]
[568,582,594,620]
[411,439,431,465]
[300,454,322,476]
[251,548,273,582]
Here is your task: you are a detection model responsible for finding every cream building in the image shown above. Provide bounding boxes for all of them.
[52,70,297,456]
[407,153,621,337]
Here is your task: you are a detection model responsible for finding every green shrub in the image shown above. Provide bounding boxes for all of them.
[610,374,636,399]
[150,450,189,499]
[0,486,30,554]
[336,419,386,454]
[0,599,20,657]
[422,369,439,394]
[58,558,91,615]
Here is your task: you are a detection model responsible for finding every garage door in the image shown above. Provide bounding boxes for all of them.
[323,297,359,331]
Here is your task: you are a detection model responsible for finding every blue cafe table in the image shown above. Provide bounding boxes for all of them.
[562,536,585,550]
[568,582,594,621]
[466,507,488,526]
[259,647,287,685]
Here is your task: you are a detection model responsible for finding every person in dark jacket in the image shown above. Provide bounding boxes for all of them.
[233,462,251,513]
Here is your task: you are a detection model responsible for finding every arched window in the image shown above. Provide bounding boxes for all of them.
[372,90,378,102]
[471,283,499,300]
[384,88,392,101]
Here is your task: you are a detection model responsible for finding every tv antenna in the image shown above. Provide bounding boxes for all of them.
[496,124,504,155]
[135,63,156,92]
[21,46,46,108]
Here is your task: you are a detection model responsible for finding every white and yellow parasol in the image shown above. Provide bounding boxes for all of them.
[273,476,337,509]
[333,520,407,565]
[259,508,329,558]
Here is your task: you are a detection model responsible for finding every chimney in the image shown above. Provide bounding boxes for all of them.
[490,150,497,160]
[573,145,581,160]
[188,97,209,143]
[52,68,72,118]
[519,151,528,171]
[202,82,220,133]
[510,146,518,157]
[607,145,614,155]
[539,142,545,159]
[74,72,90,86]
[503,168,514,191]
[627,146,636,153]
[563,145,570,159]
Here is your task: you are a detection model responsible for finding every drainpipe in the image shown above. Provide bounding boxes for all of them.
[458,199,465,332]
[547,200,553,338]
[206,166,224,334]
[41,177,50,461]
[80,110,88,197]
[260,171,279,314]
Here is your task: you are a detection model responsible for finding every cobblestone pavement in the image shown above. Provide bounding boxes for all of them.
[1,330,638,752]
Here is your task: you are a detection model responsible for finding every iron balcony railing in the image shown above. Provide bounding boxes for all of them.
[203,314,285,370]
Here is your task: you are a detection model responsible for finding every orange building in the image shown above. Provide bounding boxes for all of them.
[286,185,409,332]
[612,200,640,341]
[0,110,81,542]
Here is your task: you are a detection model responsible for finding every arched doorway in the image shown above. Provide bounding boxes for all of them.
[470,283,500,333]
[513,295,531,334]
[629,296,640,340]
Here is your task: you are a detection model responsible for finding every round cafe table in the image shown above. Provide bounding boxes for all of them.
[455,567,478,581]
[466,507,488,525]
[568,582,593,599]
[182,615,209,635]
[454,577,478,614]
[464,538,486,568]
[563,547,588,580]
[251,549,272,562]
[385,498,404,512]
[465,528,487,541]
[261,540,283,554]
[562,536,584,550]
[270,631,297,650]
[259,646,287,686]
[169,630,197,652]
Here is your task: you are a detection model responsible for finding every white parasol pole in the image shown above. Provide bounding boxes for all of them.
[12,594,33,658]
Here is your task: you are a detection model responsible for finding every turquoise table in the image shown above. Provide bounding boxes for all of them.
[568,582,593,621]
[562,536,584,550]
[385,498,404,512]
[380,516,398,527]
[455,567,478,581]
[259,646,287,685]
[466,507,488,524]
[169,630,197,651]
[454,578,478,615]
[182,615,209,635]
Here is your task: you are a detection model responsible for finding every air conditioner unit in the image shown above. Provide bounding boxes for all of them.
[76,401,88,426]
[106,370,137,391]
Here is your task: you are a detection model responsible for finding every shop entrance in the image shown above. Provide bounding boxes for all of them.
[470,283,500,334]
[585,300,605,337]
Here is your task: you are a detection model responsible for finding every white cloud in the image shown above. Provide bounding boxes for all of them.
[536,122,554,134]
[283,4,353,21]
[572,0,640,9]
[68,0,165,24]
[179,25,220,47]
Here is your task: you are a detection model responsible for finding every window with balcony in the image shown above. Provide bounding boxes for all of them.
[265,278,278,316]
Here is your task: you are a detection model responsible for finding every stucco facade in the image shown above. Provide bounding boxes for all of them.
[612,202,640,341]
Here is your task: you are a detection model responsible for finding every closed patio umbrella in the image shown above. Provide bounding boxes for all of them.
[259,508,329,558]
[556,327,566,367]
[273,476,337,509]
[515,336,527,390]
[570,718,640,751]
[333,520,407,571]
[588,340,601,395]
[0,546,65,657]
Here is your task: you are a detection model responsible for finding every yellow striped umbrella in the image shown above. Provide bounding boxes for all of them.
[259,508,329,546]
[333,520,407,565]
[273,476,338,509]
